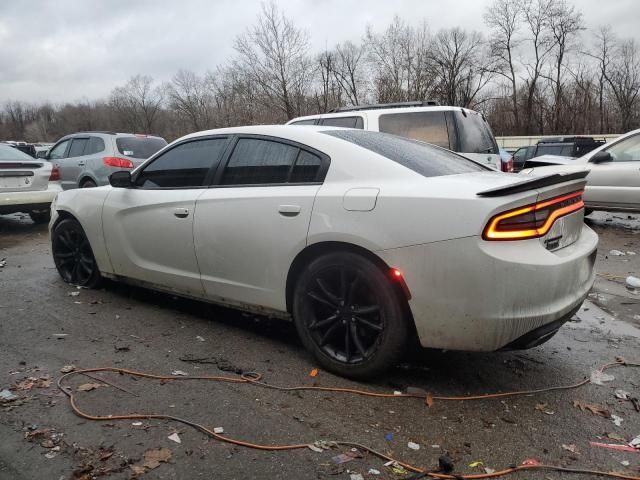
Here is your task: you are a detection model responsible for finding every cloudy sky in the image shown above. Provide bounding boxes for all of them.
[0,0,637,103]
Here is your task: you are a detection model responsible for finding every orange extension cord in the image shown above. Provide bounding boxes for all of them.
[57,358,640,480]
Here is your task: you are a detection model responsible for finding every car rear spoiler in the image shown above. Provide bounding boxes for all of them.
[476,170,589,197]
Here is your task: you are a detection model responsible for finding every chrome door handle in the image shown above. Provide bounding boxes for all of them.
[173,207,189,218]
[77,161,86,166]
[278,205,301,217]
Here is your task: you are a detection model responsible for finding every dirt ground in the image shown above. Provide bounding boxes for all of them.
[0,212,638,480]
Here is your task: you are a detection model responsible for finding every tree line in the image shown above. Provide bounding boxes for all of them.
[2,0,639,143]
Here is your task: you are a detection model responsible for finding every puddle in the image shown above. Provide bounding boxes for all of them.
[568,300,640,339]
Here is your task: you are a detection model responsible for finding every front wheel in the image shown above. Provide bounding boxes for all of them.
[52,218,102,288]
[293,252,408,379]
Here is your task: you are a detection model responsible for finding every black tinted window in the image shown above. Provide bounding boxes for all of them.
[379,111,450,148]
[290,150,322,183]
[454,112,498,154]
[319,116,364,129]
[291,119,317,126]
[221,138,299,185]
[136,138,228,188]
[117,137,167,159]
[536,144,564,156]
[68,138,88,157]
[86,137,105,155]
[323,130,486,177]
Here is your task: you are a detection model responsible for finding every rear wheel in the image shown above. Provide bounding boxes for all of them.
[29,210,50,224]
[52,218,102,288]
[81,179,97,188]
[293,252,408,379]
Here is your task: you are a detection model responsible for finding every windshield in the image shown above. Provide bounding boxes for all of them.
[116,137,167,159]
[0,144,35,161]
[323,130,487,178]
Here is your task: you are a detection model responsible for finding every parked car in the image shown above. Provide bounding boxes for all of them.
[522,129,640,213]
[49,125,596,378]
[2,141,37,158]
[0,143,61,223]
[39,132,167,189]
[287,102,512,171]
[512,136,604,172]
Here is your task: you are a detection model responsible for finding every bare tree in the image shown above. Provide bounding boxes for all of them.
[109,75,163,133]
[233,2,313,120]
[585,26,615,132]
[605,39,640,131]
[333,41,368,105]
[485,0,523,131]
[165,70,216,131]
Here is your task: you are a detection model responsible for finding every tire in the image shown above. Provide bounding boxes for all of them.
[292,251,408,379]
[51,218,102,288]
[81,179,97,188]
[29,210,51,224]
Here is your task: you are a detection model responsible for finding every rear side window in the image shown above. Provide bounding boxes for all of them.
[117,137,167,159]
[323,130,486,177]
[290,150,322,183]
[454,112,498,154]
[221,138,299,185]
[379,111,450,148]
[136,138,229,188]
[319,116,364,129]
[68,138,88,157]
[290,119,318,126]
[86,137,105,155]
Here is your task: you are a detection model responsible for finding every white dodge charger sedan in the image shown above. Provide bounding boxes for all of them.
[49,126,597,378]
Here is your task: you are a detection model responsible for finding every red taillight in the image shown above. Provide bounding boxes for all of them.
[501,158,514,172]
[483,190,584,241]
[103,157,134,168]
[49,166,60,181]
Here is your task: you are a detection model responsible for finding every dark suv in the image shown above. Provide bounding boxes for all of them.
[513,136,605,171]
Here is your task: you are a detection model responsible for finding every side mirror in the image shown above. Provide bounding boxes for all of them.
[109,171,132,188]
[36,150,48,159]
[590,151,612,163]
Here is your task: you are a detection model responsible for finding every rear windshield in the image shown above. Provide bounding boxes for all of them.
[116,137,167,159]
[378,111,451,149]
[454,112,499,154]
[0,144,34,161]
[322,130,487,177]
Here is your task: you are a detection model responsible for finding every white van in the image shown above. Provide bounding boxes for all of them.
[287,102,509,171]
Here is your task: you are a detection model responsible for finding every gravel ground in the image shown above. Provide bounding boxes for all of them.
[0,212,638,480]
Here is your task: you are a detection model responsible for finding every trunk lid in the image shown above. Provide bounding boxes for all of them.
[0,160,51,193]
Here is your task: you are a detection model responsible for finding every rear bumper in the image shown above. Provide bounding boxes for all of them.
[377,224,598,351]
[0,183,62,214]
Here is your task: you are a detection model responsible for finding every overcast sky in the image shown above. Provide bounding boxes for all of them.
[0,0,637,103]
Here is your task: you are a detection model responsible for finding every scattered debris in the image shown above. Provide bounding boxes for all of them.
[622,460,630,467]
[573,400,610,417]
[142,447,172,469]
[68,291,81,297]
[384,433,393,441]
[15,377,51,390]
[384,460,408,475]
[521,458,542,466]
[562,444,579,454]
[606,432,627,442]
[309,368,318,377]
[484,467,496,474]
[630,435,640,448]
[612,414,624,426]
[407,441,420,450]
[60,365,75,373]
[535,402,555,415]
[438,454,454,473]
[0,389,18,401]
[468,461,484,468]
[590,442,638,453]
[213,427,224,434]
[368,469,381,475]
[609,250,626,256]
[77,383,104,392]
[332,450,361,464]
[590,370,615,385]
[131,422,143,426]
[171,370,188,376]
[308,444,324,453]
[0,258,6,268]
[195,336,205,342]
[615,389,631,400]
[350,474,364,480]
[168,432,181,444]
[626,276,640,289]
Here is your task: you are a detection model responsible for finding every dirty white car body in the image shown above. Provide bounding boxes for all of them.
[523,129,640,212]
[50,126,597,377]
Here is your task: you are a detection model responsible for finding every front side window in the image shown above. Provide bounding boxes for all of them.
[135,138,229,188]
[606,134,640,162]
[221,138,299,185]
[319,116,364,129]
[48,140,70,160]
[68,138,89,158]
[379,111,450,149]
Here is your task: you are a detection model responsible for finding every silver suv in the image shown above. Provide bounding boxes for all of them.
[39,131,167,189]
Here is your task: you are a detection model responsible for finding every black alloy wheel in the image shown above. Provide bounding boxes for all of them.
[293,251,408,379]
[29,209,51,224]
[52,218,102,287]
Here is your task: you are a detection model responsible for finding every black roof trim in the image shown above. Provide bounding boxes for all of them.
[77,131,117,135]
[328,101,439,113]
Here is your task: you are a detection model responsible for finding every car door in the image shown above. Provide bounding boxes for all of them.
[60,137,89,189]
[102,137,231,296]
[586,134,640,209]
[194,136,328,312]
[47,139,71,187]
